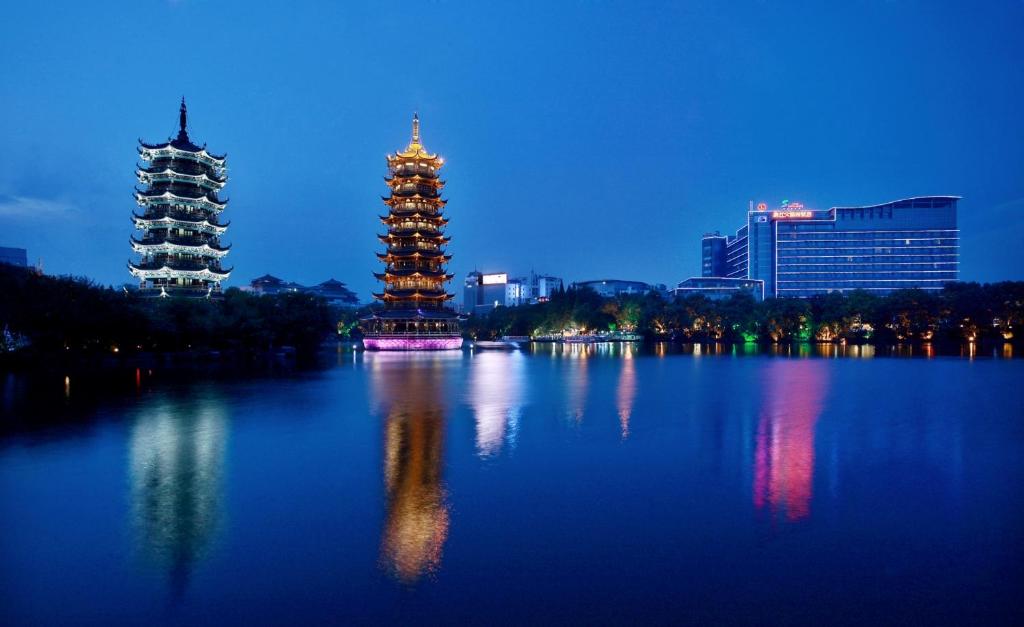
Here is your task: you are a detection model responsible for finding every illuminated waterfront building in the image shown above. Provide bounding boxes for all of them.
[698,197,959,298]
[361,115,462,350]
[129,99,231,297]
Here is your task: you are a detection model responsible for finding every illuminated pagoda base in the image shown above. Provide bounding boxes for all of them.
[361,310,463,351]
[361,114,461,351]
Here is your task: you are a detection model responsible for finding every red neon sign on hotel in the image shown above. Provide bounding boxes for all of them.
[772,210,814,219]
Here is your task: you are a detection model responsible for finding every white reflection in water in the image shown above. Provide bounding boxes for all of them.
[129,392,227,593]
[468,351,527,457]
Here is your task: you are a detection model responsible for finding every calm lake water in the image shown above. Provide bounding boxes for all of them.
[1,344,1022,625]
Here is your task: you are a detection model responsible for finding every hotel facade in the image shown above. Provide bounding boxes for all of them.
[699,196,959,298]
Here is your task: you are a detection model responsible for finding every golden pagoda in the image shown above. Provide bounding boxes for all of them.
[361,114,462,350]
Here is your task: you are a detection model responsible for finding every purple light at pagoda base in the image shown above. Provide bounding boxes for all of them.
[363,337,464,351]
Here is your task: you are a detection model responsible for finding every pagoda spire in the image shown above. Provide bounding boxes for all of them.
[411,112,420,145]
[178,97,188,142]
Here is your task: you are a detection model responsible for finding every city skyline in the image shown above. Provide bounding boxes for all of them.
[2,1,1023,301]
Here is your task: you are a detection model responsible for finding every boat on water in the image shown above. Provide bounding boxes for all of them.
[563,335,599,344]
[472,339,520,350]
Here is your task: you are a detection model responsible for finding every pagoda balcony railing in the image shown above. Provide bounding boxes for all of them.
[135,260,224,271]
[391,187,440,198]
[389,167,438,178]
[136,236,227,250]
[363,331,460,338]
[139,208,225,223]
[136,194,226,212]
[383,245,444,254]
[390,222,441,231]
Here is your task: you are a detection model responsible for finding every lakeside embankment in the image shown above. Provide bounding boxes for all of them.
[3,265,1022,366]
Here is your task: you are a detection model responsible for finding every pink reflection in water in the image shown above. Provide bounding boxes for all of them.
[753,360,829,521]
[616,346,637,439]
[363,337,463,351]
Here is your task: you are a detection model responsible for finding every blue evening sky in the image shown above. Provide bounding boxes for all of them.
[1,1,1022,299]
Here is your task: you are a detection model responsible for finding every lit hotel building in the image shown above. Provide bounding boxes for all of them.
[699,197,959,298]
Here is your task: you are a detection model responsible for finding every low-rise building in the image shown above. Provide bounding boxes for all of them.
[574,279,654,298]
[673,277,765,301]
[249,275,359,305]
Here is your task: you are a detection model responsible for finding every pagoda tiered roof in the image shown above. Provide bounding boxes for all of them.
[131,211,229,234]
[130,236,231,258]
[386,114,443,162]
[376,250,450,260]
[135,188,228,211]
[380,212,448,223]
[370,114,456,315]
[378,233,450,244]
[129,99,231,296]
[137,166,227,189]
[128,261,232,281]
[374,268,452,280]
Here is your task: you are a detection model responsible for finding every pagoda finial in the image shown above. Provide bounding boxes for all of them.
[411,112,420,144]
[178,97,188,140]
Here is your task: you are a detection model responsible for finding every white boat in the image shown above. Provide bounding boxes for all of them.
[472,340,520,350]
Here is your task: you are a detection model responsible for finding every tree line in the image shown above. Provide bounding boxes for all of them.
[0,264,337,356]
[466,282,1024,344]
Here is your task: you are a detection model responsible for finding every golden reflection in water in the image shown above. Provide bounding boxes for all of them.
[129,392,227,592]
[753,360,828,522]
[468,351,525,457]
[368,353,452,583]
[616,344,637,439]
[565,344,590,422]
[1003,343,1013,359]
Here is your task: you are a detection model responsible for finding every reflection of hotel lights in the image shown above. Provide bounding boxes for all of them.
[481,273,507,285]
[753,361,827,522]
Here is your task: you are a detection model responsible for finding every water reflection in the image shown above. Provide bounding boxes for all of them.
[616,344,637,439]
[565,345,590,421]
[129,390,228,594]
[468,351,526,457]
[752,360,829,522]
[368,353,452,583]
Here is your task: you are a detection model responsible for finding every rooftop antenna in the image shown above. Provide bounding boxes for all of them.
[177,97,189,141]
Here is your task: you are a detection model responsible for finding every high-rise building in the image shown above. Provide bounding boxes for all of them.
[464,272,512,315]
[361,115,462,350]
[695,197,959,298]
[129,99,231,297]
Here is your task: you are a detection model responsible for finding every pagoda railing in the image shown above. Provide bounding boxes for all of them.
[137,235,222,247]
[133,260,224,271]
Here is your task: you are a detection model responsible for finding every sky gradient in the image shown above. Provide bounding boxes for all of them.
[1,1,1022,300]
